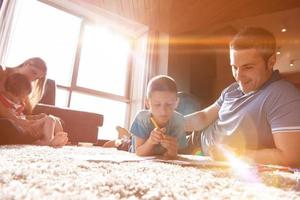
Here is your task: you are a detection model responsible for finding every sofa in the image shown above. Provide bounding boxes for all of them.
[0,79,103,145]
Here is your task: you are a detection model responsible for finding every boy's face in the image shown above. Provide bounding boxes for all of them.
[146,91,178,127]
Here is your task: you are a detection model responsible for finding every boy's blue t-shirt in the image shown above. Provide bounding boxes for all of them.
[130,110,187,154]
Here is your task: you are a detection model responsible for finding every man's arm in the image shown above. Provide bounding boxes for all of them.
[245,132,300,167]
[184,103,220,132]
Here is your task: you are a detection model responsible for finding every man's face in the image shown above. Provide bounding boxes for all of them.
[146,91,178,127]
[230,48,274,94]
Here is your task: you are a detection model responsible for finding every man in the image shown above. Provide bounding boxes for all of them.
[184,27,300,167]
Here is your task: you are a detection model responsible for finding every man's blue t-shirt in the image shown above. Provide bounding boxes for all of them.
[201,70,300,155]
[130,110,187,154]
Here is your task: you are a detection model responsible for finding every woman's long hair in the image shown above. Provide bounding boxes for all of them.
[10,57,47,114]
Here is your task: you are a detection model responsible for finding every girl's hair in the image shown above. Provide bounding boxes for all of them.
[146,75,178,98]
[229,27,276,62]
[10,57,47,114]
[5,73,32,97]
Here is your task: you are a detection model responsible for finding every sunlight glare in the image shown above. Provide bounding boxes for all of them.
[77,24,131,96]
[218,145,261,183]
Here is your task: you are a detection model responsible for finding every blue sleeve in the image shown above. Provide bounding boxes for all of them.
[175,124,187,150]
[129,111,152,153]
[170,113,187,150]
[267,82,300,133]
[216,83,236,108]
[130,114,150,140]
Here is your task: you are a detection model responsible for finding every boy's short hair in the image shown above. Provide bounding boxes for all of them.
[146,75,177,98]
[5,73,32,97]
[229,27,276,62]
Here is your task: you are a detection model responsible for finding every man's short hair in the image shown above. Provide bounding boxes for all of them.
[5,73,32,97]
[146,75,178,98]
[229,27,276,62]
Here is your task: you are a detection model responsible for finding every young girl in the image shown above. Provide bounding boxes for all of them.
[0,73,68,147]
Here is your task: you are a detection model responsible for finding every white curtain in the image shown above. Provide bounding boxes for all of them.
[145,29,160,81]
[0,0,17,64]
[127,29,163,126]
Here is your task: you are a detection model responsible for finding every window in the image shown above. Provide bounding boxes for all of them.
[0,0,139,140]
[3,0,81,87]
[77,24,131,97]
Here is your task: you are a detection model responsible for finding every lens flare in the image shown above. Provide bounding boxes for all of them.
[217,145,261,183]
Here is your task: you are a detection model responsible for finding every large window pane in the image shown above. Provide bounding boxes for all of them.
[70,92,127,140]
[77,24,131,96]
[56,88,69,107]
[3,0,81,87]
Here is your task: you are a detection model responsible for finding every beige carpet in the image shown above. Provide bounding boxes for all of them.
[0,145,299,199]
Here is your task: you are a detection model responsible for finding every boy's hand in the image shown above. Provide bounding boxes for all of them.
[148,128,164,145]
[161,135,178,158]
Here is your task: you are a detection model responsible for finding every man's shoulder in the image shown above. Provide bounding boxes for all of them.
[267,79,300,96]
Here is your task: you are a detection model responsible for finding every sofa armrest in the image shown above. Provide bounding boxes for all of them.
[33,104,104,144]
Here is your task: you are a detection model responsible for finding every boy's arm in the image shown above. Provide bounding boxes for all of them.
[160,135,178,157]
[135,128,163,156]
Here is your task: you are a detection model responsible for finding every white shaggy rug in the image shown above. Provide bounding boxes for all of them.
[0,145,299,200]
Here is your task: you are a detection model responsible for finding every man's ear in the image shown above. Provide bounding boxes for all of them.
[145,99,150,109]
[267,54,276,70]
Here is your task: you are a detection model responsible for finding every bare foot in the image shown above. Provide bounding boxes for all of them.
[103,140,116,148]
[116,126,130,139]
[50,131,68,147]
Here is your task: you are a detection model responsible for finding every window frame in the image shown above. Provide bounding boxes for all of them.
[0,0,149,138]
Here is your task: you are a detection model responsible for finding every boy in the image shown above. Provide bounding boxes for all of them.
[0,73,68,147]
[130,75,187,157]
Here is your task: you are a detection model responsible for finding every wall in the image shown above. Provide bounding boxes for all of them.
[168,30,235,107]
[168,42,191,93]
[168,8,300,107]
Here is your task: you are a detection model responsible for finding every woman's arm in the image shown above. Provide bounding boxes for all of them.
[0,101,39,137]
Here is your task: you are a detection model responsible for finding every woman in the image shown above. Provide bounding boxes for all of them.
[0,57,68,145]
